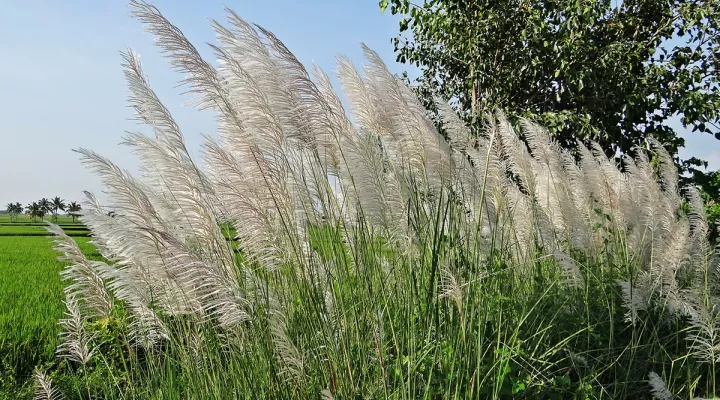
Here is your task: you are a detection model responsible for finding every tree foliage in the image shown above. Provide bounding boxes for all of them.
[67,201,82,223]
[5,202,22,222]
[381,0,720,160]
[51,197,66,222]
[26,202,44,222]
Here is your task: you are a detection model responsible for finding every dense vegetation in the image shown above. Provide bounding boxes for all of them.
[2,2,719,399]
[379,0,720,156]
[380,0,720,229]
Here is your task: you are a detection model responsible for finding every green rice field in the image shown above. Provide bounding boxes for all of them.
[0,218,92,398]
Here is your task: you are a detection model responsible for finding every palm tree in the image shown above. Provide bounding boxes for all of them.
[67,201,82,223]
[13,203,22,221]
[26,202,42,222]
[5,203,21,222]
[51,196,67,222]
[39,198,51,222]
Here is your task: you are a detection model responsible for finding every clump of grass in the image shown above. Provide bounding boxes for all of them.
[33,1,720,398]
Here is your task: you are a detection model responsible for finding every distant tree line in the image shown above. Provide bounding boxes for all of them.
[5,197,82,223]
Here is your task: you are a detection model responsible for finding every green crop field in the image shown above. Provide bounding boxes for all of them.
[0,226,48,235]
[0,236,65,397]
[0,226,98,399]
[0,215,77,225]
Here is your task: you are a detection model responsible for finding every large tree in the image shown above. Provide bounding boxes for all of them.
[381,0,720,161]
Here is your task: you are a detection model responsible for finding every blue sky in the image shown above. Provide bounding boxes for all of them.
[0,0,718,207]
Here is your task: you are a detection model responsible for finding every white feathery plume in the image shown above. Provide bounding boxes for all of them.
[627,150,673,255]
[121,131,233,270]
[686,302,720,364]
[521,118,564,175]
[218,18,342,227]
[127,304,168,349]
[560,150,590,213]
[47,223,113,318]
[648,138,680,203]
[580,141,630,231]
[495,110,536,196]
[270,309,305,386]
[685,185,711,283]
[336,57,410,235]
[132,0,301,244]
[439,265,463,316]
[212,16,293,141]
[648,372,674,400]
[34,369,63,400]
[435,97,474,152]
[686,185,709,238]
[213,30,323,251]
[345,133,408,240]
[649,220,690,300]
[121,49,231,268]
[147,228,249,329]
[575,141,612,218]
[360,44,452,189]
[521,119,584,247]
[211,28,287,172]
[312,63,357,157]
[254,23,340,162]
[121,48,191,159]
[620,153,643,232]
[336,56,387,139]
[394,75,453,186]
[73,154,196,320]
[57,299,94,365]
[217,13,338,217]
[311,63,369,222]
[466,123,505,226]
[552,250,584,289]
[505,185,536,259]
[359,47,423,167]
[74,161,196,317]
[203,138,290,270]
[78,191,163,306]
[617,280,648,325]
[130,1,227,113]
[208,59,295,222]
[75,148,160,231]
[107,268,168,349]
[78,193,170,345]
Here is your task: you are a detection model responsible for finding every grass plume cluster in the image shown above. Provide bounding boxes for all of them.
[34,1,720,398]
